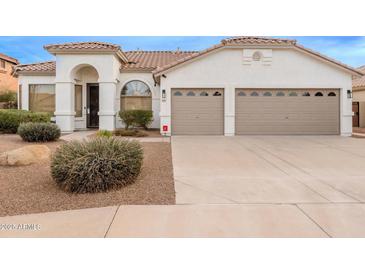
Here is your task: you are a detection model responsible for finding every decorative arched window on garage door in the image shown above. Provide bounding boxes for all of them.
[121,80,152,111]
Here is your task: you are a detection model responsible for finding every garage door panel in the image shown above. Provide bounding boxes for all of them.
[235,89,340,135]
[172,88,224,135]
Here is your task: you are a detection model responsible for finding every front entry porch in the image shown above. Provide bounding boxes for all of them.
[55,63,118,133]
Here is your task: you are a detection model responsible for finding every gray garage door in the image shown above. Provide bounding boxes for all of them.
[235,89,340,135]
[171,88,224,135]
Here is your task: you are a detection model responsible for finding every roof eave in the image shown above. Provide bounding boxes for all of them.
[15,71,55,76]
[46,48,129,64]
[293,44,363,77]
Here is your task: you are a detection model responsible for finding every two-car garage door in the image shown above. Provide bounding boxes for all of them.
[235,89,340,135]
[170,88,340,135]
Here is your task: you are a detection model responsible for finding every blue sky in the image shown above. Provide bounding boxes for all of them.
[1,36,365,67]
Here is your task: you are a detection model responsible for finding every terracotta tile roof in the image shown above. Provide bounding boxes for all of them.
[14,61,56,73]
[15,51,198,74]
[221,36,297,46]
[153,36,363,77]
[353,66,365,89]
[44,41,121,51]
[122,51,198,71]
[0,53,19,64]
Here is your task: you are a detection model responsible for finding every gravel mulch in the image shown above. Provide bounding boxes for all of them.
[0,134,175,217]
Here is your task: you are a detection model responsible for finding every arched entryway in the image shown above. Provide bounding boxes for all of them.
[70,64,100,129]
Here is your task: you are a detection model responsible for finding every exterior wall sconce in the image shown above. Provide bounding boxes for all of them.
[347,90,352,99]
[162,89,166,102]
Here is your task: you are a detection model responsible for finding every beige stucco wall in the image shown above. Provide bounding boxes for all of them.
[0,60,18,92]
[160,47,354,136]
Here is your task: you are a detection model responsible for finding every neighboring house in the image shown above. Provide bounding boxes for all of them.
[0,53,19,93]
[352,66,365,128]
[14,37,363,136]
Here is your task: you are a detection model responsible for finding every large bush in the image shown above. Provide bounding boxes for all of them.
[51,137,144,193]
[0,109,51,133]
[119,110,153,130]
[17,122,61,142]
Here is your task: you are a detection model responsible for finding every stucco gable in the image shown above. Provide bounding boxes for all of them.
[153,37,363,81]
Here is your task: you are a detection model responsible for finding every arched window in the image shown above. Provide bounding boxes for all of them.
[121,80,152,111]
[263,92,272,96]
[328,92,336,96]
[276,91,285,96]
[187,91,195,96]
[252,51,262,61]
[302,92,311,97]
[250,91,259,96]
[288,91,298,96]
[213,91,222,96]
[174,91,182,96]
[315,92,323,96]
[237,91,246,96]
[200,91,209,96]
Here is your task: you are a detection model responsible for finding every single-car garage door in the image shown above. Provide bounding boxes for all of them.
[235,89,340,135]
[171,88,224,135]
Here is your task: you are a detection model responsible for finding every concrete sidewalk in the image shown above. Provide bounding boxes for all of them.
[1,203,365,237]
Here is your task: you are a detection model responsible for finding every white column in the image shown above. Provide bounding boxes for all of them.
[159,86,171,136]
[99,82,117,131]
[55,82,75,133]
[224,85,235,136]
[22,83,29,110]
[340,87,353,136]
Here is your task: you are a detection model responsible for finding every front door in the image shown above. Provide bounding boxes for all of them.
[353,102,359,127]
[87,84,99,128]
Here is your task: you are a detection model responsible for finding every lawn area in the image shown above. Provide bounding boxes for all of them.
[0,134,175,217]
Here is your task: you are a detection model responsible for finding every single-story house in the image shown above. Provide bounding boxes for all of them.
[352,66,365,128]
[14,37,363,136]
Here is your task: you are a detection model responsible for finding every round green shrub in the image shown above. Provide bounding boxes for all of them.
[119,110,153,130]
[0,109,51,133]
[17,122,61,142]
[50,137,144,193]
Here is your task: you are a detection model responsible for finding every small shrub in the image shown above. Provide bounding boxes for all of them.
[119,110,135,130]
[0,109,51,133]
[17,122,61,142]
[96,130,112,138]
[51,137,144,193]
[119,110,153,130]
[0,91,17,103]
[113,129,148,137]
[133,110,153,129]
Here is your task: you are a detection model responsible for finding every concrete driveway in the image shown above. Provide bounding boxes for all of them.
[172,136,365,237]
[2,135,365,237]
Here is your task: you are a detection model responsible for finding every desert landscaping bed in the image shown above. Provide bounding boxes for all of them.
[0,134,175,217]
